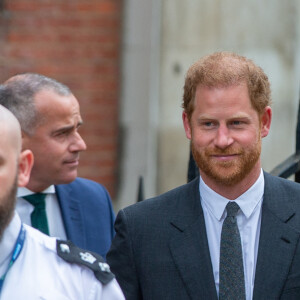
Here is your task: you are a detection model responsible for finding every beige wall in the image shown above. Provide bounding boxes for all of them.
[158,0,300,194]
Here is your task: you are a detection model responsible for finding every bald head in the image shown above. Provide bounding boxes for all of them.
[0,104,22,155]
[0,104,34,240]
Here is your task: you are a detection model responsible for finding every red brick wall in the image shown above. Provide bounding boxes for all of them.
[0,0,122,199]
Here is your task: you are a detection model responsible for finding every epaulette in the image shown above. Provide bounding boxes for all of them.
[56,240,114,285]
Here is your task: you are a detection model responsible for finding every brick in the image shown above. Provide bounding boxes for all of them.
[0,0,122,199]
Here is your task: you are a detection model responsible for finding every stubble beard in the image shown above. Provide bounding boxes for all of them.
[191,138,261,186]
[0,175,18,241]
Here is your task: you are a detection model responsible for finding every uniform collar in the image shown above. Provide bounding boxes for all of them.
[0,213,22,269]
[200,169,264,221]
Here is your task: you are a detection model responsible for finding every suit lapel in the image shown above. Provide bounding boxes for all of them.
[167,173,300,299]
[56,183,85,247]
[168,179,218,300]
[253,173,300,299]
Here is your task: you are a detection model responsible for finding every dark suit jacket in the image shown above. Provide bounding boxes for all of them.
[107,172,300,299]
[56,177,115,258]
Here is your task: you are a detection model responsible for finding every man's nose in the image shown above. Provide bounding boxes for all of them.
[214,125,233,149]
[70,132,87,152]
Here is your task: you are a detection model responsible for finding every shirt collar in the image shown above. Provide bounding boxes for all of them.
[200,169,264,221]
[0,212,22,267]
[17,185,55,198]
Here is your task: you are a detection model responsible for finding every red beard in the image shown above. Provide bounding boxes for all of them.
[191,139,261,186]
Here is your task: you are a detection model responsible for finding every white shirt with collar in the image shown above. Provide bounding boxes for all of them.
[16,186,67,239]
[0,213,125,300]
[200,169,264,300]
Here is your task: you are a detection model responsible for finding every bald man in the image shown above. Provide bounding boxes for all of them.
[0,105,124,299]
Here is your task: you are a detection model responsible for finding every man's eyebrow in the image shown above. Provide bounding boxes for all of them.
[51,124,75,135]
[229,113,251,119]
[196,114,216,121]
[52,120,84,134]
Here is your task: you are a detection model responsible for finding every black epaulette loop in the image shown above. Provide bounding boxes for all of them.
[57,240,115,285]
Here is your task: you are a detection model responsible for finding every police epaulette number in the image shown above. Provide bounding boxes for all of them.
[56,240,115,285]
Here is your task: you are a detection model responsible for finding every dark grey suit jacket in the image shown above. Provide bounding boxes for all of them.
[107,172,300,299]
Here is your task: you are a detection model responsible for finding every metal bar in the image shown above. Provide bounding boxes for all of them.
[295,87,300,182]
[137,176,144,202]
[270,153,300,178]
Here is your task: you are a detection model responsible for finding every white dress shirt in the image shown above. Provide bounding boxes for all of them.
[0,213,125,300]
[16,186,67,239]
[200,169,264,300]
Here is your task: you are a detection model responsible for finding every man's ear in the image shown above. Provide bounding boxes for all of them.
[261,106,272,138]
[182,111,192,140]
[18,150,34,187]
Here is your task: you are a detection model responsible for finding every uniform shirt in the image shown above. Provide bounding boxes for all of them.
[200,169,264,300]
[17,186,67,239]
[0,212,125,300]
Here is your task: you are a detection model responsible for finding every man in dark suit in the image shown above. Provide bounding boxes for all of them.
[107,52,300,299]
[0,73,115,258]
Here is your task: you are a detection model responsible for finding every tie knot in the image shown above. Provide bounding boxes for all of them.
[23,193,47,208]
[226,201,240,217]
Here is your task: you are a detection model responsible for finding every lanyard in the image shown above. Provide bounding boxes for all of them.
[0,224,26,293]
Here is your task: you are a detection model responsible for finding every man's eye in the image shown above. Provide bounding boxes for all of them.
[232,121,241,125]
[56,130,70,137]
[229,120,247,128]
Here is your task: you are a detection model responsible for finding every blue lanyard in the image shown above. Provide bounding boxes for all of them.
[0,224,26,293]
